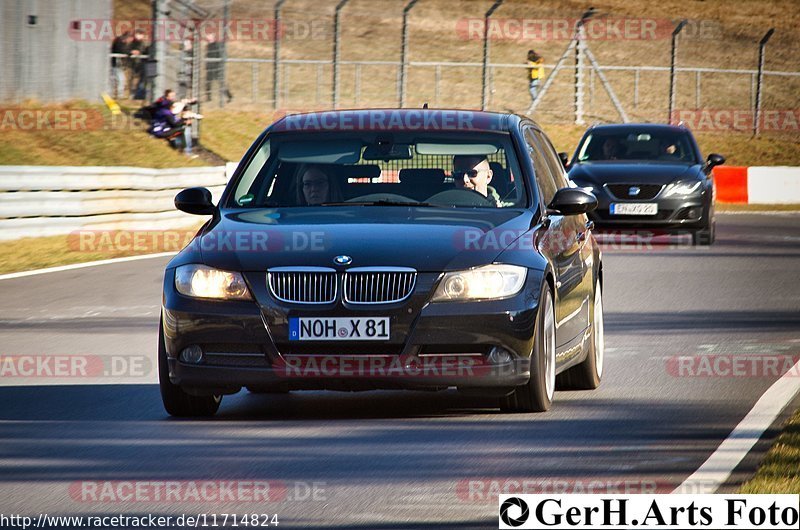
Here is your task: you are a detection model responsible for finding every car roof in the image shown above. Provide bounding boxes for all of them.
[268,108,525,134]
[586,123,690,134]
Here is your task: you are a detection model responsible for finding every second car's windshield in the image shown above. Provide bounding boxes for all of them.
[576,131,698,163]
[229,131,526,209]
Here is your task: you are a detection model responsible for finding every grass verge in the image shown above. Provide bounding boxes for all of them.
[739,408,800,493]
[0,226,201,276]
[0,102,210,168]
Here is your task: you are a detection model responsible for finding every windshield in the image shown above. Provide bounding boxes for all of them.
[576,130,699,164]
[228,131,526,209]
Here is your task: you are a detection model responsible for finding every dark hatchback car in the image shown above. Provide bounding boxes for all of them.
[567,123,725,245]
[159,109,604,416]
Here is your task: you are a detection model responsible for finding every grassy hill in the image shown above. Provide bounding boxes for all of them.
[1,0,798,168]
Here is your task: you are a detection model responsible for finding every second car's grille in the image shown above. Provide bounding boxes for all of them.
[268,267,337,304]
[605,183,664,201]
[343,268,417,304]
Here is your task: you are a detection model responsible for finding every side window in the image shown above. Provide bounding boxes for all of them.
[524,128,558,205]
[532,129,569,190]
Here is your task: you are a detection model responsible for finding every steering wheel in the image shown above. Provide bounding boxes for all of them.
[427,188,496,207]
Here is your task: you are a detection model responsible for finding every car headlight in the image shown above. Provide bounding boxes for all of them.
[663,179,703,197]
[174,264,252,300]
[431,264,527,302]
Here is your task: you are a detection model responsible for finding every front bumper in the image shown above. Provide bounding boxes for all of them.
[162,270,541,393]
[584,187,710,231]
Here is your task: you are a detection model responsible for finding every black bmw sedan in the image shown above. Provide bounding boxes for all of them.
[159,109,603,416]
[567,123,725,245]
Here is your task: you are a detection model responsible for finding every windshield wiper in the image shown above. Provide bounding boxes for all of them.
[320,200,447,208]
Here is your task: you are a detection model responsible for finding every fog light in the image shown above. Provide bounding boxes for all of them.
[687,208,699,219]
[179,345,204,364]
[487,347,513,365]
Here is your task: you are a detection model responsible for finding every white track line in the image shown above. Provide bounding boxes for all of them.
[0,252,177,281]
[675,357,800,493]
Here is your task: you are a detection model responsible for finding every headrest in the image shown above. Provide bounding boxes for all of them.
[398,168,446,185]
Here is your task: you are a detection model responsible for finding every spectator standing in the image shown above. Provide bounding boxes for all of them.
[527,49,544,104]
[110,32,131,99]
[128,29,148,99]
[178,32,195,100]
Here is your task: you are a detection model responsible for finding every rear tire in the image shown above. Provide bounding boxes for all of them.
[501,284,555,413]
[158,321,221,417]
[556,280,604,390]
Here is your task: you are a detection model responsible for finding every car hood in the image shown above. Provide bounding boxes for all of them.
[191,207,536,272]
[568,162,702,185]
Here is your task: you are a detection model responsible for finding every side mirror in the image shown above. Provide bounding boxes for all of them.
[558,152,570,170]
[547,187,597,216]
[175,187,216,215]
[705,153,725,171]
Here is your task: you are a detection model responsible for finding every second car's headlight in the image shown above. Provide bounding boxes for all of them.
[663,179,702,197]
[174,264,252,300]
[431,264,527,302]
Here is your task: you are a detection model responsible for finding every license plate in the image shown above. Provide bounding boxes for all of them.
[610,203,658,215]
[289,317,390,341]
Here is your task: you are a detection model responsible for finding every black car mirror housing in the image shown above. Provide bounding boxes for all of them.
[547,187,598,216]
[175,187,216,215]
[705,153,726,171]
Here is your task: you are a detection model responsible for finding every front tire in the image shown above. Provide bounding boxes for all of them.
[158,321,221,417]
[556,280,604,390]
[692,205,715,246]
[501,284,555,413]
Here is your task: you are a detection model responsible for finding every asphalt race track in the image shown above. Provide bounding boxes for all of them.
[1,212,799,529]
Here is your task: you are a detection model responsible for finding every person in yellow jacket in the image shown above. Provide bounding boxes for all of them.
[527,49,544,104]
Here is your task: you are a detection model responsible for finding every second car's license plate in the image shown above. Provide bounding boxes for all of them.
[610,203,658,215]
[289,317,390,341]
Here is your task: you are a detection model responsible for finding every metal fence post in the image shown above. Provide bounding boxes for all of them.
[220,0,230,108]
[575,26,586,125]
[754,28,775,136]
[668,19,687,124]
[481,0,503,111]
[151,0,167,100]
[399,0,419,107]
[332,0,350,109]
[192,27,202,141]
[273,0,287,109]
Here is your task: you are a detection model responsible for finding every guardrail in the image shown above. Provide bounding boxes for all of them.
[0,165,236,241]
